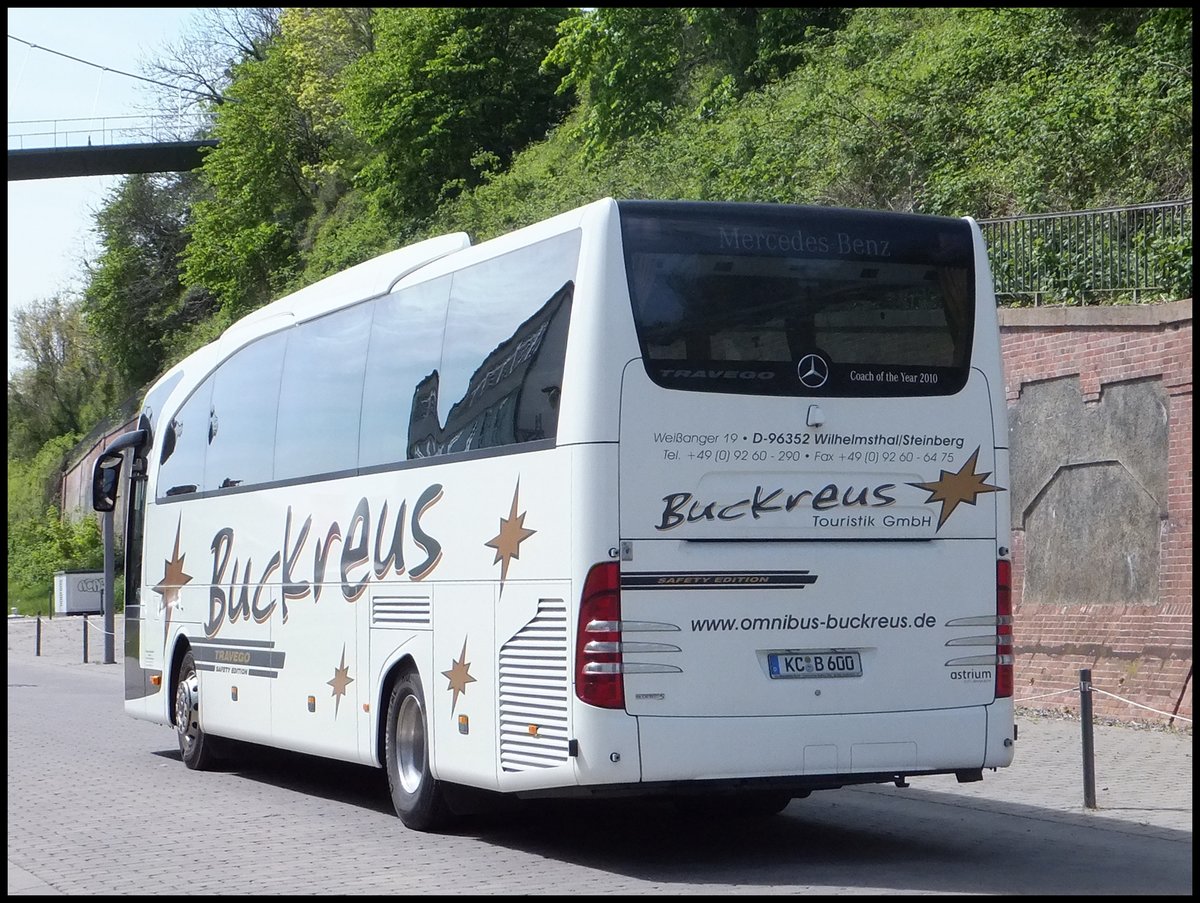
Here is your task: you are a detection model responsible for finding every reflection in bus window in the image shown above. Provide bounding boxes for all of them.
[275,304,372,480]
[156,376,212,499]
[204,332,287,492]
[435,230,581,440]
[410,283,573,458]
[359,277,451,469]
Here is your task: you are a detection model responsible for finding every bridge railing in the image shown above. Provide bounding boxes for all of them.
[7,113,216,151]
[978,200,1192,306]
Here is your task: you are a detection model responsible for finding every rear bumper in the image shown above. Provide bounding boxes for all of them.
[635,704,1014,782]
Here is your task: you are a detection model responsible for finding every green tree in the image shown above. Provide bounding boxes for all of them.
[543,8,685,156]
[684,8,849,115]
[278,8,395,283]
[181,26,314,319]
[279,7,374,174]
[543,8,849,155]
[183,8,388,317]
[440,7,1191,226]
[145,7,282,110]
[342,7,574,221]
[7,296,118,460]
[83,172,214,387]
[7,435,103,596]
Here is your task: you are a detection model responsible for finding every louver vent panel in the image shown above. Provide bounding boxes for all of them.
[499,598,570,772]
[371,595,432,629]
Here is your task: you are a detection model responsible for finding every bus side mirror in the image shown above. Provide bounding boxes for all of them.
[90,427,148,512]
[92,451,124,512]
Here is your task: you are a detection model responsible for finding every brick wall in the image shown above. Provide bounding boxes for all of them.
[61,418,139,545]
[1000,299,1192,725]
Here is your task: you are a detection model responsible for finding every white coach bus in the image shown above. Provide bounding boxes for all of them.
[93,198,1014,830]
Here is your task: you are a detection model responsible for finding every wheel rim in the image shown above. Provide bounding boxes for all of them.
[395,693,426,795]
[176,669,200,752]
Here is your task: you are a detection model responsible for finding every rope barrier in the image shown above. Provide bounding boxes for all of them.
[82,618,116,638]
[78,615,117,665]
[1017,682,1192,724]
[1091,687,1193,724]
[1014,687,1078,704]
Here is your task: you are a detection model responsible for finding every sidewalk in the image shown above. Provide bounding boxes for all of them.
[899,706,1192,837]
[7,612,120,666]
[7,613,1193,836]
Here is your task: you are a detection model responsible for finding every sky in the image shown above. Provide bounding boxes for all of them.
[7,7,201,375]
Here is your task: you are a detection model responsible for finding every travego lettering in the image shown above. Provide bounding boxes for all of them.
[658,369,775,381]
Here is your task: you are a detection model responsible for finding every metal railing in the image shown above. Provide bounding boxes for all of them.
[7,113,216,151]
[979,200,1192,305]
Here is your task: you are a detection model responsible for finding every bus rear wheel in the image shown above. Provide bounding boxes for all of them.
[174,649,218,770]
[385,669,451,831]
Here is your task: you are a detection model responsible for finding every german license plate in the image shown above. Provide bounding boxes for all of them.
[768,651,862,679]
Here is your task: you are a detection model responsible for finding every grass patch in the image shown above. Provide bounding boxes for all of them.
[6,578,125,617]
[8,581,54,617]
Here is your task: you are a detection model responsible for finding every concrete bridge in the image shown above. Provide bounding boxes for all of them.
[7,114,216,180]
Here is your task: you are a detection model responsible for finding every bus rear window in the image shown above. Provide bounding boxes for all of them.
[618,201,975,397]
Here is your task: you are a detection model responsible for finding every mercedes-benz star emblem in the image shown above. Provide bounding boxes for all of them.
[797,353,830,388]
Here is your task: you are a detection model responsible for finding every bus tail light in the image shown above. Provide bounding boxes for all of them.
[575,562,624,709]
[996,559,1014,698]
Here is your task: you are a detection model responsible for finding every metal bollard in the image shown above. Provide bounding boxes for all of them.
[83,615,89,663]
[36,615,42,656]
[1080,668,1096,809]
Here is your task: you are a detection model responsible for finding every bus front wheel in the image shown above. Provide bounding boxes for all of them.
[385,669,451,831]
[174,649,218,770]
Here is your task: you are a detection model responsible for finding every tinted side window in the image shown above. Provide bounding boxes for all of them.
[139,371,184,445]
[204,332,287,491]
[275,304,372,480]
[429,230,580,456]
[359,276,451,468]
[156,377,213,499]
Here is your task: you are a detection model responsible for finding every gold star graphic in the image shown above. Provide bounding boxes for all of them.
[328,644,354,717]
[153,519,192,645]
[442,638,476,715]
[485,481,536,585]
[907,447,1004,530]
[153,519,193,605]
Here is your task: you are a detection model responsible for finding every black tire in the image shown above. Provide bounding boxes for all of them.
[174,649,218,770]
[385,669,451,831]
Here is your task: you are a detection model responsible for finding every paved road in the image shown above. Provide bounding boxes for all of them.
[8,615,1193,895]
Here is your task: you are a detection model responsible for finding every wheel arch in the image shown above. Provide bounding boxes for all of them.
[375,652,419,767]
[166,634,194,727]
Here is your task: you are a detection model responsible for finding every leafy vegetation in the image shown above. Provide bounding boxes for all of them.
[342,7,576,219]
[7,7,1192,596]
[84,172,214,387]
[8,296,119,460]
[7,435,106,614]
